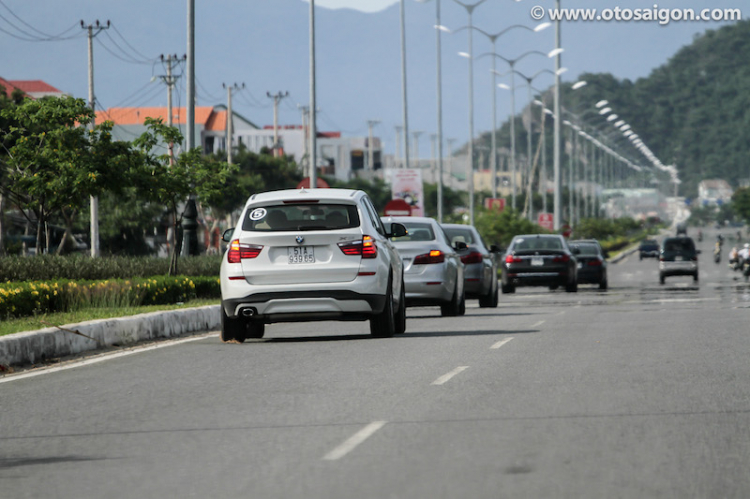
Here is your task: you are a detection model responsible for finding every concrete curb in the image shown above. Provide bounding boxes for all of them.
[0,305,220,368]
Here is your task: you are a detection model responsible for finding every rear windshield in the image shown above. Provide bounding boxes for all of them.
[393,222,436,242]
[641,240,658,247]
[663,238,695,253]
[444,227,477,246]
[242,203,360,232]
[575,244,600,256]
[512,236,564,251]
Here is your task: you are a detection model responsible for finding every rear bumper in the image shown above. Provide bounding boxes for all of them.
[222,290,386,323]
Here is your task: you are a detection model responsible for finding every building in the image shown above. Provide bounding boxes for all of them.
[236,126,382,183]
[0,77,66,99]
[95,105,258,155]
[697,179,733,207]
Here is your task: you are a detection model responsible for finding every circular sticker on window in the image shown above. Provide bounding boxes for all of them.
[249,208,267,221]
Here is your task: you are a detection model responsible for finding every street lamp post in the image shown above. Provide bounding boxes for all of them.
[452,0,487,226]
[400,0,410,170]
[552,0,563,230]
[469,23,550,200]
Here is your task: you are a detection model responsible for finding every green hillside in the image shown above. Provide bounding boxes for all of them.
[482,19,750,198]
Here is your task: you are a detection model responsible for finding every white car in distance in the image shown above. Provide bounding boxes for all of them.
[220,188,407,342]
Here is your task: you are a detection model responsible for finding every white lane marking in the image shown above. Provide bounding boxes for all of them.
[323,421,387,461]
[490,337,514,350]
[530,320,546,328]
[0,334,217,384]
[432,366,469,385]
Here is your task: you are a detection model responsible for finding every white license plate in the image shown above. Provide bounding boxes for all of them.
[675,256,683,261]
[288,246,315,264]
[577,262,583,269]
[531,257,544,266]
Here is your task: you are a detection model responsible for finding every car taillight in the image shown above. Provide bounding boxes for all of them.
[227,239,263,263]
[461,251,483,265]
[414,250,445,265]
[505,255,523,264]
[338,235,378,259]
[587,258,603,267]
[553,254,570,263]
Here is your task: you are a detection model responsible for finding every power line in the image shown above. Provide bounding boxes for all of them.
[0,2,82,42]
[110,21,154,62]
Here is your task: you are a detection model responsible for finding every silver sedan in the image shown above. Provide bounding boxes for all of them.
[441,223,500,308]
[382,216,466,317]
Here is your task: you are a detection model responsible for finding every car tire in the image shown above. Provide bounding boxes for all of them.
[479,280,498,308]
[370,279,396,338]
[599,278,608,290]
[246,322,265,339]
[659,274,665,285]
[458,291,466,316]
[395,280,406,335]
[501,282,515,294]
[640,254,643,261]
[565,280,578,293]
[693,272,699,282]
[441,282,462,317]
[221,306,246,343]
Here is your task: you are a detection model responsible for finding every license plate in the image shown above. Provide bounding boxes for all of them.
[288,246,315,264]
[531,257,544,266]
[675,256,683,261]
[577,262,583,269]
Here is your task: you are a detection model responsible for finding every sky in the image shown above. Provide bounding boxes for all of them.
[0,0,744,159]
[305,0,399,12]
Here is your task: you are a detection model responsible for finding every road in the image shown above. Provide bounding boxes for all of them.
[2,228,750,498]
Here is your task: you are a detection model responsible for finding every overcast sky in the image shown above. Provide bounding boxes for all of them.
[304,0,399,12]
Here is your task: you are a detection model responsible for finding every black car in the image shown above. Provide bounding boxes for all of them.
[659,236,699,284]
[501,234,578,293]
[570,239,609,289]
[638,239,660,260]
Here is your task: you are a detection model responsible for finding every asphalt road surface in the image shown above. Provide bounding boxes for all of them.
[2,228,750,499]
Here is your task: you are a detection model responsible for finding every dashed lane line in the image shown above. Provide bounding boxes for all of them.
[431,366,469,385]
[490,337,514,350]
[323,421,387,461]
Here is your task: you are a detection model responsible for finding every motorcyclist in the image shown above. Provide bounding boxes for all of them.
[739,243,750,263]
[714,240,722,263]
[729,246,740,270]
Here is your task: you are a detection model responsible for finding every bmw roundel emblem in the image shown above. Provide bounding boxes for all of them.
[296,235,305,244]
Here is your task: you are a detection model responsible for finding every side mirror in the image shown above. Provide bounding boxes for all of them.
[222,228,235,243]
[455,241,468,251]
[387,223,408,239]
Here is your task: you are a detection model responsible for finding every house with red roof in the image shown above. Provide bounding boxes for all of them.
[95,105,258,156]
[0,77,66,99]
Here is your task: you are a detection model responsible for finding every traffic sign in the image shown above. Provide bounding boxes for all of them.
[538,212,554,230]
[484,198,506,211]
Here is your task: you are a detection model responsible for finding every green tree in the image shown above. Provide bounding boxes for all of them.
[732,187,750,223]
[1,96,138,253]
[473,207,547,248]
[132,117,235,274]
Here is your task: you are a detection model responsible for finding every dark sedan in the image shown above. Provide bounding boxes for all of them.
[570,239,609,289]
[501,234,578,293]
[639,239,660,260]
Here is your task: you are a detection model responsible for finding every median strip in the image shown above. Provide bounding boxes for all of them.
[323,421,387,461]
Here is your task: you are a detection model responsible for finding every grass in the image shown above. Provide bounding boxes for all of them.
[0,299,220,337]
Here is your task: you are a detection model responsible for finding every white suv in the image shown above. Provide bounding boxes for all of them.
[220,188,407,342]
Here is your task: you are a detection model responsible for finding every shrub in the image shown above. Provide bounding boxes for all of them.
[0,255,221,282]
[0,276,220,319]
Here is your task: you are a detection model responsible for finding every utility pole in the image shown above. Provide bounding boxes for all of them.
[81,19,109,258]
[267,91,289,158]
[395,126,403,168]
[159,54,185,165]
[309,0,317,188]
[430,133,438,185]
[299,105,310,172]
[412,130,424,166]
[186,0,195,152]
[224,83,244,164]
[447,138,456,186]
[366,120,380,171]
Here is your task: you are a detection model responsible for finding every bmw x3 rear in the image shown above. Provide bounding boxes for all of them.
[219,188,407,342]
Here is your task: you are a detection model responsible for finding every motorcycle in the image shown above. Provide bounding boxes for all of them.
[714,246,722,264]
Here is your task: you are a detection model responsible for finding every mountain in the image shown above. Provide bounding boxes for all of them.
[0,0,744,163]
[541,19,750,197]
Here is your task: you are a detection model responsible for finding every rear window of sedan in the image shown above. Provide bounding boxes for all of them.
[242,203,360,232]
[575,243,601,256]
[512,236,564,251]
[392,223,436,242]
[444,227,477,246]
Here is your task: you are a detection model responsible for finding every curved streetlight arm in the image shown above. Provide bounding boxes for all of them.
[451,0,488,14]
